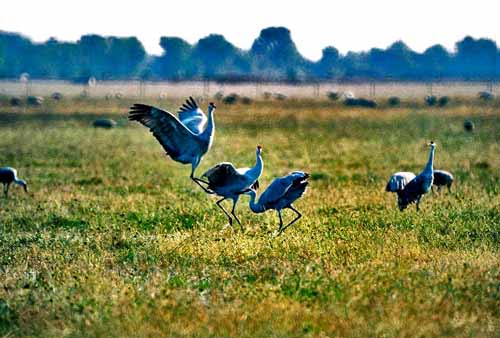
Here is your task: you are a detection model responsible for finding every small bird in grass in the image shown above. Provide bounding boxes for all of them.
[432,170,454,192]
[243,171,309,235]
[0,167,28,197]
[397,141,436,211]
[129,97,216,193]
[201,145,264,228]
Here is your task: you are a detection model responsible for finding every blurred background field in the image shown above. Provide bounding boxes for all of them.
[0,79,498,99]
[0,93,498,337]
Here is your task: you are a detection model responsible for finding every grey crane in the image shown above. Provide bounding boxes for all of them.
[243,171,309,235]
[202,145,264,227]
[385,171,416,208]
[432,170,454,192]
[0,167,28,197]
[397,141,436,211]
[385,172,416,193]
[129,97,216,192]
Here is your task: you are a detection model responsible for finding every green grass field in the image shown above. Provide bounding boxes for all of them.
[0,97,499,337]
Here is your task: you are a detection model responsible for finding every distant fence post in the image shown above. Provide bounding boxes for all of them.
[139,80,146,98]
[313,82,320,98]
[369,82,376,97]
[486,80,493,93]
[203,80,210,98]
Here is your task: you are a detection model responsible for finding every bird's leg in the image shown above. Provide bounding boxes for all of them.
[278,206,302,235]
[276,210,284,234]
[447,184,452,193]
[415,198,421,212]
[216,198,233,226]
[230,199,243,230]
[437,186,441,193]
[190,171,213,194]
[3,183,9,198]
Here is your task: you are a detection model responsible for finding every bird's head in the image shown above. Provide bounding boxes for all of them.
[427,141,436,148]
[18,179,28,192]
[256,144,263,155]
[208,102,216,113]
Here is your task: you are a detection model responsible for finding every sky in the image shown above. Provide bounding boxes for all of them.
[1,0,498,61]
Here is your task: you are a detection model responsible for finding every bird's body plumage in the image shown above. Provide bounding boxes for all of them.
[129,97,215,192]
[397,142,436,211]
[202,146,264,227]
[433,170,454,192]
[245,171,309,234]
[0,167,28,197]
[385,171,416,192]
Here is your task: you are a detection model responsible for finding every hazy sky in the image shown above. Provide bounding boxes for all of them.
[1,0,498,60]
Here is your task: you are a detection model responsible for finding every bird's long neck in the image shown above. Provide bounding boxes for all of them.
[247,151,263,181]
[247,190,266,213]
[202,108,215,143]
[13,178,23,185]
[423,146,435,174]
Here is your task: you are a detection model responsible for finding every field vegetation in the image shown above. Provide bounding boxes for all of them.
[0,95,498,337]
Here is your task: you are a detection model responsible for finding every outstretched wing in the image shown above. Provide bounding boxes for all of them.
[202,162,244,188]
[129,104,201,162]
[259,172,309,207]
[386,171,416,192]
[177,97,207,134]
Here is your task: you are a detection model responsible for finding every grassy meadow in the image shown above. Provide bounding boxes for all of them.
[0,95,499,337]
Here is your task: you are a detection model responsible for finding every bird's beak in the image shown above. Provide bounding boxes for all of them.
[209,102,216,109]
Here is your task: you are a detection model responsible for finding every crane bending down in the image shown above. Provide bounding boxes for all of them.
[432,170,454,192]
[129,97,215,192]
[0,167,28,197]
[243,171,309,235]
[385,171,416,206]
[202,145,264,227]
[397,141,436,211]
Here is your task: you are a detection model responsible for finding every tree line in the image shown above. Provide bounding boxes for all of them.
[0,27,498,82]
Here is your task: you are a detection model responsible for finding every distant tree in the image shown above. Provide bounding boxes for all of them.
[0,31,33,78]
[78,34,108,79]
[315,46,342,79]
[250,27,306,80]
[105,37,146,79]
[152,37,194,80]
[420,44,451,79]
[0,29,499,82]
[367,41,418,79]
[454,36,497,79]
[191,34,246,79]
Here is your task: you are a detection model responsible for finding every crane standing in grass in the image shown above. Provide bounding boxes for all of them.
[129,97,216,193]
[385,171,417,207]
[202,145,264,227]
[0,167,28,197]
[432,170,454,192]
[243,171,309,235]
[397,141,436,211]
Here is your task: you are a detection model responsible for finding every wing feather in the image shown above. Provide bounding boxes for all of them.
[259,172,309,207]
[177,96,207,134]
[129,104,201,162]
